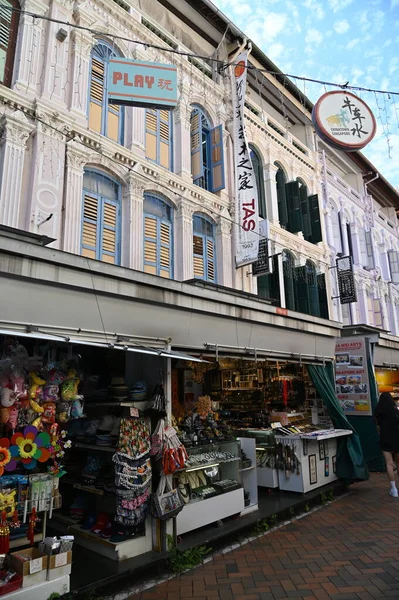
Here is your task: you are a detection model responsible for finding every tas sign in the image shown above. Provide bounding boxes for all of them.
[312,91,376,152]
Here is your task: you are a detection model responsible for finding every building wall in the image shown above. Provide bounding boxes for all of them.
[0,0,398,335]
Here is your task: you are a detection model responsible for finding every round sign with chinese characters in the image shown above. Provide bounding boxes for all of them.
[312,90,376,152]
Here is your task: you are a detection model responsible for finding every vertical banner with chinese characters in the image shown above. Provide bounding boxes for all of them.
[335,336,371,416]
[231,52,259,268]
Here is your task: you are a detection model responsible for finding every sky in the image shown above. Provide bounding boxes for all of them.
[212,0,399,189]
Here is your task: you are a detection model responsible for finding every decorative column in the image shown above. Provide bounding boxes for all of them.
[69,5,96,121]
[0,111,33,228]
[264,163,279,225]
[13,0,49,95]
[123,174,145,271]
[63,140,87,254]
[175,200,194,282]
[216,208,233,288]
[174,96,192,182]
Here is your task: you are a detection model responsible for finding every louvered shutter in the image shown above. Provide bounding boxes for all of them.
[358,228,368,267]
[159,110,171,169]
[145,109,157,162]
[258,255,280,305]
[306,265,320,317]
[193,234,205,279]
[299,186,312,240]
[191,110,203,180]
[206,237,215,282]
[309,194,322,243]
[82,194,99,259]
[283,257,296,311]
[285,181,302,233]
[159,220,172,278]
[210,124,225,192]
[317,274,329,319]
[373,299,383,328]
[144,215,158,275]
[276,170,288,227]
[0,2,11,84]
[89,57,105,134]
[295,266,309,314]
[101,200,119,264]
[365,231,375,269]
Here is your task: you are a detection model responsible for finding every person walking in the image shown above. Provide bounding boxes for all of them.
[375,391,399,497]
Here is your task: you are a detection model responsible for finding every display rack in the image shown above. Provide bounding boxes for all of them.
[238,438,258,514]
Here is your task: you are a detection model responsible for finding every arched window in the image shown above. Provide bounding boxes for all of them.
[249,145,266,219]
[81,170,121,265]
[143,193,173,278]
[0,0,20,86]
[190,106,225,193]
[282,251,296,311]
[193,215,216,283]
[88,42,124,143]
[275,163,288,228]
[145,109,173,170]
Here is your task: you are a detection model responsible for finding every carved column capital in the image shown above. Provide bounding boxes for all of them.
[66,140,87,171]
[0,111,34,148]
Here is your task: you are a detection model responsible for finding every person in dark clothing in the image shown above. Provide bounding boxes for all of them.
[375,392,399,497]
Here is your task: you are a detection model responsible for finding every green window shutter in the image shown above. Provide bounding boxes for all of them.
[257,274,269,300]
[283,256,296,311]
[209,124,225,192]
[258,255,280,306]
[285,181,302,233]
[306,264,320,317]
[299,186,312,241]
[309,194,322,243]
[295,266,309,314]
[317,274,329,319]
[276,169,288,228]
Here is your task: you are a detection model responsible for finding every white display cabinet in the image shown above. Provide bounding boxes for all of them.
[238,437,258,514]
[176,440,244,536]
[275,430,352,493]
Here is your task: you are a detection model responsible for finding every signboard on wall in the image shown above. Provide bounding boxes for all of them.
[230,51,259,267]
[336,256,356,304]
[252,219,270,276]
[335,336,371,416]
[108,59,178,108]
[312,90,376,152]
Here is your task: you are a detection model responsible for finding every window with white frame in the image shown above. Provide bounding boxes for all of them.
[145,109,173,170]
[143,193,173,278]
[192,215,216,283]
[190,106,225,193]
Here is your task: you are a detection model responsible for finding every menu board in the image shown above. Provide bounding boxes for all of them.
[335,336,371,416]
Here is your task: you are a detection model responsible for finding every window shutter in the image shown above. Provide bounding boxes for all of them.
[193,234,205,279]
[306,266,320,317]
[257,274,270,300]
[331,210,342,254]
[191,110,203,181]
[309,194,322,243]
[0,1,13,85]
[159,220,172,278]
[358,228,368,267]
[295,266,309,314]
[346,223,353,260]
[89,57,105,134]
[145,109,157,162]
[285,181,302,233]
[100,199,119,264]
[365,231,375,269]
[317,274,329,320]
[82,194,99,260]
[299,186,312,240]
[159,109,171,170]
[388,250,399,283]
[283,257,296,311]
[258,255,280,305]
[144,215,158,275]
[276,170,288,227]
[206,237,215,282]
[373,298,383,328]
[210,124,225,192]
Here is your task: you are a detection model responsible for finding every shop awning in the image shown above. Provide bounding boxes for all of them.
[0,323,207,363]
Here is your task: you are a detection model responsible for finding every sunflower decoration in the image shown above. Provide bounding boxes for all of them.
[0,438,17,475]
[10,426,51,470]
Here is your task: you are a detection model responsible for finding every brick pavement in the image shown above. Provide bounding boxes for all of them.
[131,473,399,600]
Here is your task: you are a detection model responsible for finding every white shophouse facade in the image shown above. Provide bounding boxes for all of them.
[0,0,399,360]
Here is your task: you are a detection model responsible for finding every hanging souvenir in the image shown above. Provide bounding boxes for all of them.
[0,511,10,554]
[27,507,40,545]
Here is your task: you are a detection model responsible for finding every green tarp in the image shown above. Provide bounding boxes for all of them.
[308,363,369,481]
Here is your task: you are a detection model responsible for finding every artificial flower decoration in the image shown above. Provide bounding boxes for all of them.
[10,426,51,470]
[0,438,17,475]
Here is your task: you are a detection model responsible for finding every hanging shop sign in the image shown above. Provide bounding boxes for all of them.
[108,59,178,108]
[335,336,371,416]
[336,256,356,304]
[252,219,270,277]
[312,90,376,152]
[231,51,259,268]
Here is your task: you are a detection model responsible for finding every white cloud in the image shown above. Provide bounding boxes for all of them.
[346,38,361,50]
[305,28,323,46]
[302,0,325,20]
[328,0,353,12]
[333,20,350,34]
[267,43,285,61]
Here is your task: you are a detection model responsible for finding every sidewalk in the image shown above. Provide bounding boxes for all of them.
[132,473,399,600]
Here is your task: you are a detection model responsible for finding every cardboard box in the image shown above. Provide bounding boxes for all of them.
[9,548,48,588]
[47,550,72,581]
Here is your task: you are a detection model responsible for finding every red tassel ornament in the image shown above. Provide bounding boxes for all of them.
[0,511,10,554]
[27,507,39,546]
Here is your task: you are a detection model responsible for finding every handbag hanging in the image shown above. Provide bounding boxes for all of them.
[145,384,167,417]
[153,474,184,520]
